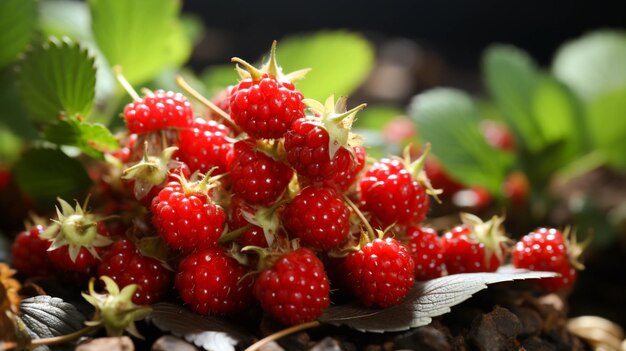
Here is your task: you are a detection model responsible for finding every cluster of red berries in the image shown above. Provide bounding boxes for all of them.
[10,42,584,327]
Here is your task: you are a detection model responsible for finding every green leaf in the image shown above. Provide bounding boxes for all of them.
[277,31,374,101]
[0,124,22,165]
[483,45,544,151]
[18,37,96,123]
[39,0,92,43]
[586,87,626,168]
[14,148,93,205]
[553,30,626,102]
[44,118,118,159]
[90,0,191,86]
[409,88,513,195]
[354,105,405,130]
[18,295,86,345]
[0,0,37,68]
[0,68,37,139]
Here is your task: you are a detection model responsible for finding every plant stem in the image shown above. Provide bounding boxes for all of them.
[174,75,242,134]
[244,321,321,351]
[113,66,141,101]
[2,325,101,350]
[342,194,375,241]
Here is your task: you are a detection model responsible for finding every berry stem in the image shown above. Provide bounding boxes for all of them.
[243,321,321,351]
[218,224,254,244]
[174,75,242,134]
[113,65,141,102]
[342,194,376,241]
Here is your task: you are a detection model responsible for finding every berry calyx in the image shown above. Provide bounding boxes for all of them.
[41,197,113,267]
[82,276,152,338]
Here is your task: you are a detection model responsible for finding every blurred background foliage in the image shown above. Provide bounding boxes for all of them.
[0,0,625,326]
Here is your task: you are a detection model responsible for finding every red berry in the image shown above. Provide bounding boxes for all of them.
[282,186,350,251]
[98,239,172,305]
[177,118,233,175]
[229,140,293,205]
[284,116,356,182]
[123,90,194,134]
[325,145,366,192]
[343,238,415,308]
[503,171,530,206]
[481,120,516,152]
[359,158,429,227]
[405,226,445,280]
[424,157,463,199]
[512,228,580,291]
[229,75,304,139]
[254,248,330,325]
[11,225,55,276]
[176,248,254,315]
[441,215,509,274]
[151,179,226,253]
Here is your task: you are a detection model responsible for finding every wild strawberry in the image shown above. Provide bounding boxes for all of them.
[11,224,55,277]
[229,140,293,206]
[97,239,172,305]
[512,228,585,291]
[151,174,226,253]
[343,236,415,307]
[253,248,330,326]
[123,90,194,134]
[40,198,113,274]
[481,120,516,152]
[177,248,254,315]
[325,145,367,192]
[359,146,435,227]
[282,186,350,251]
[441,214,510,274]
[405,226,445,280]
[284,96,366,183]
[229,41,306,139]
[382,116,416,144]
[503,171,530,206]
[452,186,492,210]
[177,118,233,175]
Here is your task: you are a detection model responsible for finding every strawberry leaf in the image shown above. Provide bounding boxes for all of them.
[44,118,119,159]
[90,0,191,86]
[276,31,374,101]
[586,87,626,169]
[17,295,86,346]
[483,45,544,152]
[13,148,93,205]
[553,30,626,102]
[319,268,557,333]
[408,88,514,195]
[0,0,37,69]
[148,303,250,351]
[18,37,96,123]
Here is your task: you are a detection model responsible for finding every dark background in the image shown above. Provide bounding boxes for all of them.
[182,0,626,70]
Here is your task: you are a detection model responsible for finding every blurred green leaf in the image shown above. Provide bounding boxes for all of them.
[18,38,96,123]
[39,0,92,42]
[44,118,118,159]
[0,124,22,165]
[277,31,374,101]
[14,148,93,205]
[483,45,544,152]
[553,30,626,102]
[90,0,191,85]
[0,0,37,68]
[586,87,626,169]
[409,88,513,195]
[354,105,405,130]
[0,68,37,139]
[201,64,238,95]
